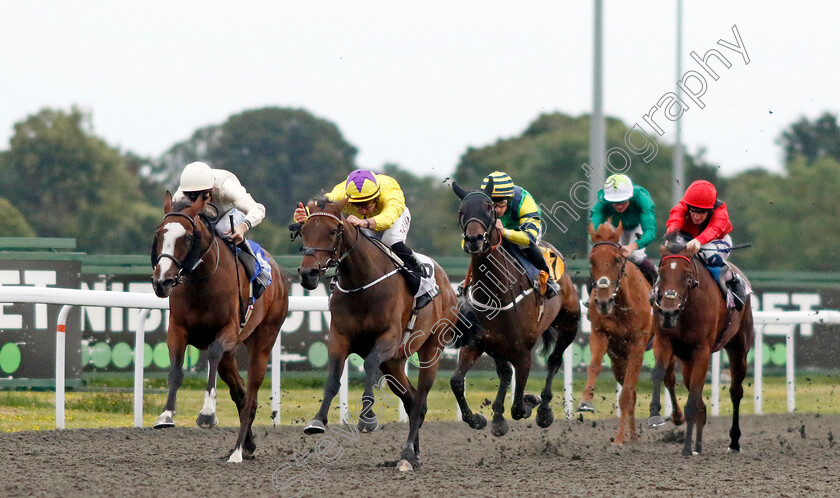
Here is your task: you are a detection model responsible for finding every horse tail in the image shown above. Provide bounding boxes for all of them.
[539,325,559,358]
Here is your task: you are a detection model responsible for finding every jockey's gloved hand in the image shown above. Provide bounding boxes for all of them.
[227,222,249,245]
[685,239,701,255]
[294,202,308,223]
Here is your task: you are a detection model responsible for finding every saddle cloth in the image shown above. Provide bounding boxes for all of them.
[369,238,436,298]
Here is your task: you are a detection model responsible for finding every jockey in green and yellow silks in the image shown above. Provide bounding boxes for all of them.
[481,171,561,299]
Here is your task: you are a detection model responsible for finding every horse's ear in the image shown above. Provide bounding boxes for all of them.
[587,222,596,238]
[615,220,624,239]
[164,191,173,214]
[482,177,495,197]
[451,180,468,200]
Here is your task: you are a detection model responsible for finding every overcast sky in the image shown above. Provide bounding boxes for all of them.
[0,1,834,181]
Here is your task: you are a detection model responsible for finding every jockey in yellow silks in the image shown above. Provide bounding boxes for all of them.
[294,169,429,297]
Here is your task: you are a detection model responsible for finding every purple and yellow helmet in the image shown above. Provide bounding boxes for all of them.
[345,169,381,203]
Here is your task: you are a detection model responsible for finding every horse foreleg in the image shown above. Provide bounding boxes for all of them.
[665,354,684,425]
[683,352,710,457]
[196,340,224,428]
[217,351,246,416]
[510,356,536,421]
[491,358,512,437]
[614,339,645,445]
[648,334,672,428]
[726,340,749,452]
[229,346,271,463]
[357,340,396,433]
[579,330,608,413]
[154,330,187,428]
[305,339,349,435]
[537,340,565,428]
[450,346,486,430]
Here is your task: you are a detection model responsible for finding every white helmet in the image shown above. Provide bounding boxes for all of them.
[179,162,215,192]
[603,174,634,202]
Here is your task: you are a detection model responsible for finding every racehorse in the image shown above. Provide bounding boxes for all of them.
[579,222,683,444]
[451,180,580,437]
[651,235,753,456]
[295,196,458,472]
[151,191,289,463]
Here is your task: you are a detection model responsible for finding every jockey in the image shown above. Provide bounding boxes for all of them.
[173,161,272,299]
[590,174,658,285]
[481,171,561,299]
[666,179,747,311]
[294,169,430,299]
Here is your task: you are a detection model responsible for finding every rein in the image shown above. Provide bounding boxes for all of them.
[302,210,399,293]
[155,212,220,285]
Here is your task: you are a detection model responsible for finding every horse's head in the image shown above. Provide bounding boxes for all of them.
[453,180,496,255]
[151,191,207,298]
[297,196,349,290]
[654,234,699,329]
[588,221,626,316]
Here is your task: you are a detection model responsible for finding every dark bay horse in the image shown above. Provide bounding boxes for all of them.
[151,191,289,463]
[451,181,580,437]
[579,222,683,444]
[296,196,458,472]
[651,237,753,456]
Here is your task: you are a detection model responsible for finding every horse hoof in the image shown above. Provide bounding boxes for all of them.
[536,405,554,428]
[357,419,379,433]
[467,413,487,430]
[727,447,741,453]
[154,414,175,429]
[396,459,413,472]
[523,394,542,408]
[303,420,326,435]
[491,419,510,437]
[647,415,666,428]
[228,448,243,463]
[196,413,217,428]
[577,401,594,413]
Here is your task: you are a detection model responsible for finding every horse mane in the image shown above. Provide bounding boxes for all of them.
[171,197,193,213]
[661,232,688,256]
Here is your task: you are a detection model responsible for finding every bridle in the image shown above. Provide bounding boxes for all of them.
[589,241,629,301]
[458,191,501,253]
[153,212,219,285]
[300,211,358,273]
[653,254,700,312]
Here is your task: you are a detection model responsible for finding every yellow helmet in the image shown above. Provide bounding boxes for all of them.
[344,169,381,203]
[480,171,515,199]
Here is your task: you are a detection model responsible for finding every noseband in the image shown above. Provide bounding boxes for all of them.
[153,212,219,285]
[459,192,496,252]
[653,254,699,312]
[301,211,355,273]
[589,241,629,300]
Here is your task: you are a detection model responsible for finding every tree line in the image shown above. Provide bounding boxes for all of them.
[0,106,836,272]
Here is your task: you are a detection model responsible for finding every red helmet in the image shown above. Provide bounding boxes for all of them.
[682,180,717,209]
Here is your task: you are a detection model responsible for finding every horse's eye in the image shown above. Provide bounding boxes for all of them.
[330,229,338,236]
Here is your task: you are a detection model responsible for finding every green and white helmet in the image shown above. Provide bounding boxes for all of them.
[603,174,634,202]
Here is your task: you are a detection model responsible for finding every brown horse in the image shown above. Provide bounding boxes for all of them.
[451,181,580,436]
[651,236,753,456]
[151,191,289,463]
[579,222,683,444]
[295,196,458,471]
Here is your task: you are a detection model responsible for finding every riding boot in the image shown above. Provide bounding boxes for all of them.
[725,270,747,311]
[237,241,270,300]
[390,242,423,296]
[522,242,559,298]
[636,258,658,287]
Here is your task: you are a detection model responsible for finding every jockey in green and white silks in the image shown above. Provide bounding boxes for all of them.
[589,174,658,285]
[481,171,561,299]
[173,161,272,299]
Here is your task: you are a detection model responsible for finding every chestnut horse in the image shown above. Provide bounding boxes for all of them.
[151,191,289,463]
[579,222,683,444]
[295,196,458,472]
[651,236,753,456]
[451,181,580,436]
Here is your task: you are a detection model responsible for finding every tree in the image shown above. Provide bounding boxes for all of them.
[453,112,720,260]
[152,107,357,254]
[779,112,840,165]
[0,107,159,253]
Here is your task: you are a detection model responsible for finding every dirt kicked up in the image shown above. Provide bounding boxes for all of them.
[1,413,838,497]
